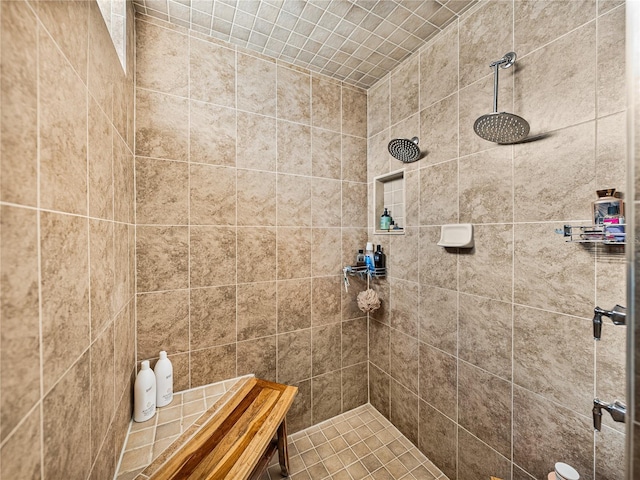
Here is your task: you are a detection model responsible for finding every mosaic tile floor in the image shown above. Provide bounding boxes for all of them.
[261,404,449,480]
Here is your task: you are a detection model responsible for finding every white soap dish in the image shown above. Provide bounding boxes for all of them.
[437,224,474,248]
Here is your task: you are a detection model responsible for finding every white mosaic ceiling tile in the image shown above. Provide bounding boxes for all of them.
[132,0,476,89]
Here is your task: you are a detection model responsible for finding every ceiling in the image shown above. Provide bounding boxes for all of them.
[132,0,476,89]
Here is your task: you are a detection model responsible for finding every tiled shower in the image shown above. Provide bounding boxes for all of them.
[0,1,636,480]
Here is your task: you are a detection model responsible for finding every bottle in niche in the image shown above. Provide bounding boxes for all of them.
[374,245,385,270]
[154,351,174,408]
[134,360,156,422]
[380,208,391,230]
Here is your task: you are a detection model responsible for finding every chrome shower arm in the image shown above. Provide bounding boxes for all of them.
[491,63,499,114]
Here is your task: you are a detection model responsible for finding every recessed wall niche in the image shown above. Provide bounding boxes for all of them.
[373,169,405,235]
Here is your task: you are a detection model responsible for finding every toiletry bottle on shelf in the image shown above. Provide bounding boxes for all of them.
[374,245,386,269]
[365,242,375,271]
[380,208,391,230]
[154,351,173,408]
[356,249,366,266]
[134,360,156,422]
[593,189,622,225]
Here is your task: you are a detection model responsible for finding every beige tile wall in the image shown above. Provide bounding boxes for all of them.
[367,1,627,479]
[134,13,369,433]
[0,1,136,479]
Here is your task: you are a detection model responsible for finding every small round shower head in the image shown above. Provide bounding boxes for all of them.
[473,112,530,144]
[388,137,421,163]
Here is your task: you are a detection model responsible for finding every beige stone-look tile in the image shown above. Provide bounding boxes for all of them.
[419,285,457,355]
[342,318,367,367]
[312,179,341,228]
[0,206,40,439]
[459,71,514,157]
[90,325,114,464]
[342,135,367,183]
[277,278,311,333]
[419,94,458,167]
[236,169,276,226]
[459,293,512,380]
[596,112,626,190]
[190,101,236,167]
[88,1,117,122]
[312,128,342,180]
[370,364,390,419]
[513,465,536,480]
[237,52,276,116]
[136,19,188,95]
[514,223,594,315]
[459,1,513,89]
[370,320,390,373]
[390,381,419,446]
[288,379,312,433]
[277,329,312,384]
[367,129,391,184]
[342,363,368,413]
[368,79,390,137]
[389,278,419,337]
[190,226,236,287]
[135,88,189,161]
[237,281,276,341]
[459,224,513,302]
[0,2,37,207]
[342,274,367,321]
[278,65,310,125]
[312,323,341,376]
[419,226,457,290]
[458,361,511,457]
[390,55,419,126]
[237,112,277,171]
[190,344,236,387]
[88,100,113,220]
[419,159,458,226]
[136,226,188,292]
[41,212,89,392]
[277,174,311,226]
[89,220,114,338]
[237,336,277,381]
[514,122,595,222]
[37,0,89,84]
[113,133,135,224]
[277,121,312,176]
[515,0,596,57]
[419,342,456,420]
[370,277,390,327]
[513,386,594,480]
[516,23,596,134]
[460,147,513,224]
[190,164,236,225]
[595,425,625,479]
[1,407,41,480]
[598,0,624,15]
[340,226,368,269]
[136,157,188,225]
[312,370,342,424]
[311,275,341,326]
[598,6,625,117]
[419,23,458,109]
[311,228,341,277]
[277,227,311,280]
[312,76,341,132]
[458,428,511,480]
[342,182,367,228]
[419,400,456,480]
[136,289,189,360]
[39,29,87,215]
[389,330,418,394]
[169,351,189,392]
[114,302,135,399]
[342,87,367,138]
[113,222,131,313]
[43,353,91,480]
[190,37,235,107]
[237,227,276,283]
[190,286,236,349]
[514,305,593,413]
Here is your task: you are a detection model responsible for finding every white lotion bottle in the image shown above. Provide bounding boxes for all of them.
[133,360,156,422]
[154,351,174,408]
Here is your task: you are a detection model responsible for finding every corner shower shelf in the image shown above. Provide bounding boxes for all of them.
[344,265,386,279]
[557,224,626,245]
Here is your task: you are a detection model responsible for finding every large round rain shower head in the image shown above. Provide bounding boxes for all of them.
[474,52,530,144]
[388,137,421,163]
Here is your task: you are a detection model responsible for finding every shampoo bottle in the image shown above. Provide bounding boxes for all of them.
[374,244,386,269]
[154,351,174,408]
[134,360,156,422]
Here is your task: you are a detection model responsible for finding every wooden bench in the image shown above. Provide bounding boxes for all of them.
[148,378,297,480]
